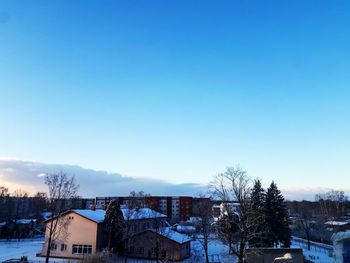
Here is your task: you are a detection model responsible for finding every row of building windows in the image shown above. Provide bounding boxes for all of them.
[128,246,144,254]
[50,243,92,254]
[72,244,92,254]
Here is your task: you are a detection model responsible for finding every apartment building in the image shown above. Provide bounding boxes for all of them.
[94,196,193,221]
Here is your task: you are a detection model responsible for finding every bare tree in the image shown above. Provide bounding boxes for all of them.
[13,189,29,221]
[211,166,263,263]
[0,186,10,221]
[44,172,79,263]
[193,197,212,263]
[315,189,348,219]
[297,202,313,250]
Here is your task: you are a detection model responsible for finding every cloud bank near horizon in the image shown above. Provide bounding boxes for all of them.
[0,159,207,197]
[0,159,347,201]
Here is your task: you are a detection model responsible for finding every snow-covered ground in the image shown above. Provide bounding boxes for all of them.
[186,238,236,263]
[0,236,336,263]
[0,237,68,263]
[291,237,335,263]
[0,237,44,262]
[0,237,235,263]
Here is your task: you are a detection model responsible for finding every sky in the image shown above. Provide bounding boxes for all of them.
[0,1,350,198]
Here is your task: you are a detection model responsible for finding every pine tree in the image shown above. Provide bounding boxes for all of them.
[264,181,291,247]
[249,179,269,247]
[105,200,125,252]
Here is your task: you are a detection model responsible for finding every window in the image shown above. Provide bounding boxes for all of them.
[136,247,144,254]
[128,246,134,253]
[61,244,67,251]
[161,250,167,259]
[50,243,57,251]
[72,245,92,254]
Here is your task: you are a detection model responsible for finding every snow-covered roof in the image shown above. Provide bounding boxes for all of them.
[73,209,106,223]
[325,221,349,226]
[41,211,52,220]
[121,208,166,220]
[71,208,166,223]
[332,230,350,243]
[176,225,196,232]
[150,227,192,244]
[16,219,37,225]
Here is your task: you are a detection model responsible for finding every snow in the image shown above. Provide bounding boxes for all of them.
[0,237,67,262]
[325,221,349,226]
[121,208,166,220]
[149,227,191,244]
[332,231,350,262]
[72,209,106,223]
[176,225,196,233]
[189,238,236,263]
[291,236,335,263]
[16,219,37,225]
[0,234,336,263]
[41,212,52,220]
[71,208,166,223]
[332,230,350,243]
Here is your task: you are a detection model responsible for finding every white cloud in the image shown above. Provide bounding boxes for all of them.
[0,159,207,197]
[0,159,347,200]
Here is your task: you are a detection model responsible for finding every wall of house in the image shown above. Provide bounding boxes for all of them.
[125,218,166,236]
[41,212,99,259]
[126,231,190,261]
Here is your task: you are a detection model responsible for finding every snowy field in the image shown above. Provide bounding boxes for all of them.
[0,237,235,263]
[0,237,44,262]
[291,237,335,263]
[0,237,68,263]
[0,236,336,263]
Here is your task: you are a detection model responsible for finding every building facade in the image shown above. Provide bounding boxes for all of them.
[94,196,193,221]
[39,209,106,259]
[126,228,191,261]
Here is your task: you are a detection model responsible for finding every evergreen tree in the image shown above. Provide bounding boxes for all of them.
[264,181,291,247]
[249,179,269,247]
[104,200,125,252]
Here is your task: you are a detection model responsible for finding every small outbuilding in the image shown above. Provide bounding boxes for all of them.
[125,227,191,261]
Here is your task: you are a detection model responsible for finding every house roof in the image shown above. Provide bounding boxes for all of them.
[176,225,196,232]
[73,209,106,223]
[332,230,350,243]
[325,221,349,226]
[121,208,166,220]
[149,227,192,244]
[16,219,37,225]
[45,208,166,224]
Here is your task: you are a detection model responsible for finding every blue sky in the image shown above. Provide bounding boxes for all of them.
[0,1,350,194]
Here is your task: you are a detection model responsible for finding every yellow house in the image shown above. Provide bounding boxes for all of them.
[39,208,168,259]
[39,209,106,259]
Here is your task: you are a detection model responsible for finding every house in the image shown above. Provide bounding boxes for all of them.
[38,208,169,259]
[38,209,106,259]
[325,221,350,232]
[332,231,350,263]
[126,227,191,261]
